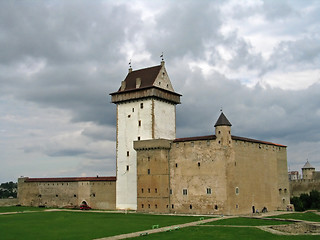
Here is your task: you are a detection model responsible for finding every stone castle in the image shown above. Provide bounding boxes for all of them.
[18,62,290,215]
[289,161,320,197]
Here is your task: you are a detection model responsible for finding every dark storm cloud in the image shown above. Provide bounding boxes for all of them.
[0,0,320,182]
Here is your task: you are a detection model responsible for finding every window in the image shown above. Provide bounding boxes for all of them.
[170,189,172,194]
[155,204,158,209]
[92,193,96,197]
[190,205,192,209]
[132,108,134,112]
[148,204,150,208]
[140,103,143,109]
[126,165,129,171]
[172,204,174,209]
[128,115,131,118]
[198,162,200,167]
[235,187,239,195]
[148,169,150,174]
[148,188,150,193]
[138,120,141,126]
[74,194,77,197]
[138,136,140,140]
[148,157,150,161]
[142,204,144,208]
[127,151,129,157]
[56,194,58,197]
[236,204,239,209]
[207,188,212,194]
[155,188,158,193]
[175,163,178,168]
[183,189,188,195]
[279,188,282,194]
[218,131,221,134]
[215,205,218,210]
[284,188,287,193]
[141,188,144,193]
[38,194,42,198]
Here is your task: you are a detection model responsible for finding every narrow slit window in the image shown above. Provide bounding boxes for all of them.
[126,165,129,171]
[140,103,143,109]
[127,151,129,157]
[138,120,141,126]
[148,169,150,174]
[141,188,144,193]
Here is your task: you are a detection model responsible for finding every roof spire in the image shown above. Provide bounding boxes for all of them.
[214,111,232,127]
[160,52,165,66]
[128,59,132,73]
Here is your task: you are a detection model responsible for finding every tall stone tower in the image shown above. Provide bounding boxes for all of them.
[110,61,181,210]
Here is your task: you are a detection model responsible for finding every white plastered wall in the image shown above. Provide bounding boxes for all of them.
[116,98,176,210]
[116,99,153,210]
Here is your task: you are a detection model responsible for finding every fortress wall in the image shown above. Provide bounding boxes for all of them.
[17,178,116,209]
[169,139,228,215]
[228,141,289,214]
[290,180,320,197]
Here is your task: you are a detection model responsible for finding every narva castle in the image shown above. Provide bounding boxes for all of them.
[18,61,290,215]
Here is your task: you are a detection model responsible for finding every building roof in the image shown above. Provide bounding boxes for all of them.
[173,134,286,147]
[117,65,163,92]
[214,112,232,127]
[24,176,116,182]
[302,160,315,169]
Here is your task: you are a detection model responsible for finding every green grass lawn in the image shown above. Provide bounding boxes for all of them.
[268,212,320,222]
[202,217,293,226]
[0,210,203,240]
[0,206,47,213]
[133,226,320,240]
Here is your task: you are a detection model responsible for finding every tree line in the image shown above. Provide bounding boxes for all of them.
[0,181,17,198]
[290,190,320,211]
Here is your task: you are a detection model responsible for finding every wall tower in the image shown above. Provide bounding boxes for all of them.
[110,61,181,210]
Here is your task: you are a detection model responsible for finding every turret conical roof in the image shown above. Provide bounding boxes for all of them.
[214,112,232,127]
[302,160,315,169]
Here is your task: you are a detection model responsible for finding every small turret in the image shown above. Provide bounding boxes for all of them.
[302,160,315,180]
[214,112,232,146]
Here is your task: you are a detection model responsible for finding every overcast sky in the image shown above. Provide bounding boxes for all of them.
[1,0,319,183]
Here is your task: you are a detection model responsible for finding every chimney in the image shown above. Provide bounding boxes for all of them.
[136,78,141,88]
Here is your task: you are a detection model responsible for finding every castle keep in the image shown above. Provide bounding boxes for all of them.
[18,62,290,215]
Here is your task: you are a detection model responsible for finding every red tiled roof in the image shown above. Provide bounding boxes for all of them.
[173,135,217,142]
[231,135,287,147]
[24,176,116,182]
[173,134,286,147]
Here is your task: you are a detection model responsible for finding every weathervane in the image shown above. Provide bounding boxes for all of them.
[220,107,223,112]
[129,59,132,68]
[160,52,164,61]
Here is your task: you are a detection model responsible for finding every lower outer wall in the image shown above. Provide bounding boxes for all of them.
[0,198,19,206]
[17,178,116,209]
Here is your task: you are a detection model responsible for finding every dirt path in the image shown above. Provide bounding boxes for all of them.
[94,216,235,240]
